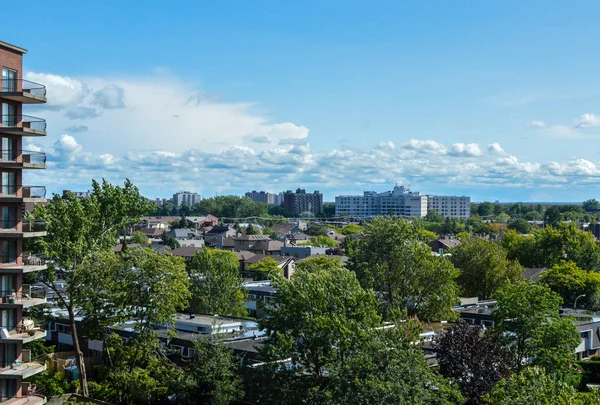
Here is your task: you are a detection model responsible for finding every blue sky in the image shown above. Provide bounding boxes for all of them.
[6,1,600,201]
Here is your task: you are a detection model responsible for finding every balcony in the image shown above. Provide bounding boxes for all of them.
[0,285,47,308]
[0,320,46,343]
[0,220,47,238]
[0,351,47,379]
[0,150,47,169]
[0,252,47,273]
[23,186,47,203]
[0,79,47,104]
[5,383,48,405]
[0,186,47,203]
[0,115,47,137]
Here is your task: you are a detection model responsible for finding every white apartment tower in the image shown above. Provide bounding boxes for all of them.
[335,185,470,219]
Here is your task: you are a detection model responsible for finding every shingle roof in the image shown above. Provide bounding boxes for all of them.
[170,246,203,258]
[249,240,284,252]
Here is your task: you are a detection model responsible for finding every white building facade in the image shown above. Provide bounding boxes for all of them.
[335,185,470,219]
[173,191,202,207]
[335,185,428,218]
[427,195,471,218]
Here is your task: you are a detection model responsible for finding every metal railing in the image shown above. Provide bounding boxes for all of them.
[0,150,47,165]
[0,79,47,98]
[0,353,46,371]
[0,114,47,131]
[22,150,47,166]
[0,286,45,303]
[23,220,47,232]
[23,186,46,198]
[23,252,46,266]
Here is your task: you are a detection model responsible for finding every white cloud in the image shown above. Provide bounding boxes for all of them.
[30,73,309,154]
[92,85,125,109]
[487,143,505,155]
[401,139,447,155]
[574,113,600,128]
[528,120,546,129]
[65,107,101,120]
[30,133,600,199]
[25,72,89,109]
[449,143,482,157]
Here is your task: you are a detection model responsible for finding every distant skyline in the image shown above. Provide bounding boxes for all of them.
[6,1,600,202]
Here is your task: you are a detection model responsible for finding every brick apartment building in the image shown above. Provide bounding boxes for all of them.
[0,40,48,404]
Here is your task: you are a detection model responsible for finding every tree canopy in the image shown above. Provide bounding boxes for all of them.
[450,237,522,300]
[187,249,247,317]
[349,216,460,320]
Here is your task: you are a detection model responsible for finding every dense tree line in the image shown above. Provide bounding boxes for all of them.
[28,186,600,404]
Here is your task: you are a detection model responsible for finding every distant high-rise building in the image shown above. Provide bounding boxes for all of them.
[335,185,470,219]
[173,191,201,207]
[245,191,284,205]
[284,188,323,216]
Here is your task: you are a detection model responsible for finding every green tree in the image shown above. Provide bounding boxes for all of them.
[296,256,344,273]
[186,337,244,405]
[502,223,600,270]
[541,261,600,309]
[478,202,494,217]
[187,249,247,317]
[341,223,364,235]
[425,209,444,223]
[327,326,464,405]
[349,217,460,320]
[508,218,531,234]
[131,230,149,245]
[450,238,522,300]
[248,257,281,280]
[33,180,152,396]
[583,199,600,211]
[245,224,259,235]
[98,248,190,404]
[305,224,329,236]
[300,235,338,247]
[493,281,579,376]
[256,263,381,403]
[482,366,582,405]
[545,206,561,226]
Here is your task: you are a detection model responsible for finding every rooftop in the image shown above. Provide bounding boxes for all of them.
[0,40,27,54]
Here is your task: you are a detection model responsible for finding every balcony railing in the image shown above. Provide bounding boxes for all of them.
[0,286,45,304]
[1,79,47,98]
[23,253,46,266]
[0,150,47,166]
[23,186,46,199]
[23,150,47,166]
[0,114,47,132]
[23,220,47,233]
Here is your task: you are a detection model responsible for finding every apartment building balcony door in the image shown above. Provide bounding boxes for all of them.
[1,68,17,93]
[1,104,16,127]
[1,378,17,402]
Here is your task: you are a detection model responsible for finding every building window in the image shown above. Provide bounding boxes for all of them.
[2,68,17,92]
[1,172,16,195]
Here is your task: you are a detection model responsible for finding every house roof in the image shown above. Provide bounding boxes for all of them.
[234,251,256,261]
[221,237,235,247]
[433,238,461,249]
[249,240,284,252]
[170,246,203,258]
[522,267,547,283]
[271,224,299,235]
[285,232,310,240]
[206,226,233,235]
[234,235,270,241]
[171,228,202,239]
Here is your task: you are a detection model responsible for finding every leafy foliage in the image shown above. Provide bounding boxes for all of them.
[185,337,244,405]
[502,223,600,270]
[482,366,585,405]
[256,263,381,403]
[493,281,579,376]
[349,216,460,320]
[437,322,512,404]
[131,230,150,245]
[450,237,522,300]
[187,249,247,317]
[540,261,600,309]
[33,179,152,396]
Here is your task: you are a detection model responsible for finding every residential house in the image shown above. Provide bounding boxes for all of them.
[248,240,284,255]
[204,225,236,247]
[429,236,461,254]
[233,235,270,251]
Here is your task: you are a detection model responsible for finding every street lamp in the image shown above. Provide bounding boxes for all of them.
[574,294,586,309]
